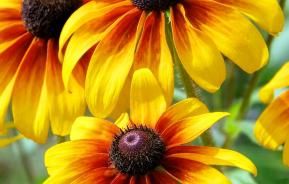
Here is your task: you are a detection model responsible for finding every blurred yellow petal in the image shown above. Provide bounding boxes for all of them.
[134,12,173,105]
[162,112,229,147]
[166,146,257,176]
[255,91,289,150]
[171,4,225,93]
[130,68,167,128]
[46,40,85,136]
[259,62,289,103]
[85,9,144,118]
[12,39,49,144]
[156,98,209,133]
[70,116,119,142]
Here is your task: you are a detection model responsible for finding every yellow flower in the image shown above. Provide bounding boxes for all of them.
[44,69,256,183]
[255,62,289,167]
[0,123,23,147]
[59,0,284,118]
[0,0,88,143]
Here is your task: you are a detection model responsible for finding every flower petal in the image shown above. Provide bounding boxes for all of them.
[183,0,268,74]
[163,157,230,184]
[156,98,208,134]
[115,113,130,130]
[171,4,225,93]
[149,171,177,184]
[45,140,109,175]
[161,112,229,147]
[218,0,284,34]
[130,68,167,128]
[134,12,173,105]
[46,40,85,136]
[12,38,49,143]
[61,2,133,89]
[85,8,144,117]
[255,90,289,150]
[166,146,257,176]
[259,62,289,103]
[0,134,23,147]
[70,116,120,142]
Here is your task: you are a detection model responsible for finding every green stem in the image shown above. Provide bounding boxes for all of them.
[236,12,284,120]
[164,16,215,146]
[15,140,35,184]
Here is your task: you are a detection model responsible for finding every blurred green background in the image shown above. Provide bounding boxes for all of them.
[1,2,289,184]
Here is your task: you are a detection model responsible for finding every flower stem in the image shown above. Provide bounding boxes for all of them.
[236,0,286,120]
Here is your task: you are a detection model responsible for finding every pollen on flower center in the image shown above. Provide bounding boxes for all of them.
[132,0,179,11]
[109,125,165,175]
[21,0,81,39]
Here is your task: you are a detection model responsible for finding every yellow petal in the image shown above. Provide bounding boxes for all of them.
[46,40,85,136]
[61,2,133,89]
[163,157,230,184]
[161,112,229,147]
[166,146,257,176]
[115,113,130,130]
[171,4,225,93]
[134,12,173,105]
[12,38,49,143]
[45,140,109,175]
[85,8,145,117]
[255,90,289,150]
[156,98,209,133]
[70,116,119,141]
[184,0,268,74]
[130,68,167,128]
[221,0,284,34]
[259,62,289,103]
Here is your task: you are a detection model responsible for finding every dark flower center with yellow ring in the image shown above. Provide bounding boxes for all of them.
[132,0,178,11]
[109,125,165,175]
[21,0,81,39]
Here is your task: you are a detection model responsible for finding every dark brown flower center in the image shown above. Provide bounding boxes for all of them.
[132,0,179,11]
[109,125,165,175]
[21,0,81,39]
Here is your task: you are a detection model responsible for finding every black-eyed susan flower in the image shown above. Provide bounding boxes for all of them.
[255,62,289,167]
[59,0,284,118]
[0,0,88,143]
[44,68,256,183]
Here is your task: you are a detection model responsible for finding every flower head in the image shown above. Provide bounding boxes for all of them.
[45,69,256,183]
[0,0,88,143]
[255,62,289,167]
[59,0,284,118]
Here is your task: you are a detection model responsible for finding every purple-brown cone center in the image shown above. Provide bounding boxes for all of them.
[132,0,179,11]
[110,126,165,175]
[21,0,81,39]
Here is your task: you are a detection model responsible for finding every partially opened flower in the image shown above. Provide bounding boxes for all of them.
[255,62,289,167]
[45,69,256,183]
[59,0,284,118]
[0,0,88,143]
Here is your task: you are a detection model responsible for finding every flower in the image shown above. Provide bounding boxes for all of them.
[255,62,289,167]
[0,0,88,143]
[44,68,256,183]
[59,0,284,118]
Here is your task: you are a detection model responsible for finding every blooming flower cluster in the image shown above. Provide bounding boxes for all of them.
[0,0,288,183]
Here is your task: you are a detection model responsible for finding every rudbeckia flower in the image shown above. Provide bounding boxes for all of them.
[45,69,256,183]
[59,0,284,118]
[0,0,88,143]
[255,62,289,167]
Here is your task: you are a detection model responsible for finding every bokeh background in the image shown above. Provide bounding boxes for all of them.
[1,2,289,184]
